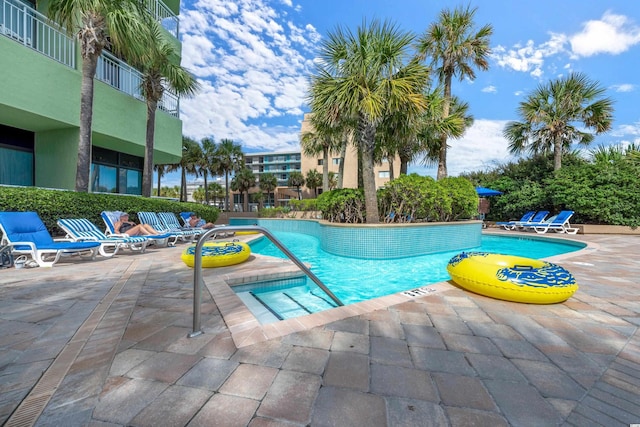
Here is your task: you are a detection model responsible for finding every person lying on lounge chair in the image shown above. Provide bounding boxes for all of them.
[114,213,163,236]
[188,213,215,229]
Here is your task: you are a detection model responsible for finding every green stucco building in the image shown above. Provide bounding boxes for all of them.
[0,0,183,194]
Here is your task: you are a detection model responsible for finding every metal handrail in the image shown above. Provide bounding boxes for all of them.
[189,225,343,337]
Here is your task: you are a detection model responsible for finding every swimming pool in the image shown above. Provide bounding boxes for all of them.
[234,231,585,322]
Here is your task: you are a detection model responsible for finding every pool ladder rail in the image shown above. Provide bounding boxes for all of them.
[189,225,344,337]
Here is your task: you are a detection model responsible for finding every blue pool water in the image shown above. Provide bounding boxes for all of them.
[239,232,584,321]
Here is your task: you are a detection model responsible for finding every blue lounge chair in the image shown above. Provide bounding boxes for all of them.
[497,211,549,231]
[179,212,194,227]
[101,211,171,247]
[157,212,203,239]
[495,211,536,230]
[526,210,579,234]
[0,211,100,267]
[57,218,149,257]
[137,211,193,244]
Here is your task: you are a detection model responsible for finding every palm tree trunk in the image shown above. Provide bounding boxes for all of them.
[181,168,187,202]
[554,135,562,171]
[142,98,158,197]
[399,154,409,175]
[76,55,99,192]
[243,191,249,212]
[322,145,329,192]
[156,166,162,196]
[225,171,230,211]
[204,174,209,204]
[338,140,347,189]
[359,120,380,224]
[438,74,453,180]
[388,157,395,180]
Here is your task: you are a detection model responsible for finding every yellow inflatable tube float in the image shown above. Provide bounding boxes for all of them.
[181,242,251,268]
[446,252,578,304]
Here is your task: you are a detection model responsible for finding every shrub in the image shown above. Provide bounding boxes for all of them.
[377,174,475,222]
[289,199,318,211]
[438,176,478,220]
[316,189,365,223]
[0,186,219,235]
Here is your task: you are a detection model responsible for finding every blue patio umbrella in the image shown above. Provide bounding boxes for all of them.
[475,186,503,197]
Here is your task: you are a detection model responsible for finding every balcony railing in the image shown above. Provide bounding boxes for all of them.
[0,0,75,68]
[96,50,179,117]
[144,0,178,38]
[2,0,180,117]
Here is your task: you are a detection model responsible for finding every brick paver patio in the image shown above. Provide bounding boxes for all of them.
[0,232,638,426]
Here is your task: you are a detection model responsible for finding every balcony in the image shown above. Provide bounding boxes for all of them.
[1,0,179,118]
[144,0,179,38]
[1,0,75,68]
[97,50,179,117]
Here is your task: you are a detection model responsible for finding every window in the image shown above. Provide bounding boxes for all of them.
[378,171,390,178]
[0,125,34,186]
[332,158,341,165]
[91,147,143,194]
[317,159,323,166]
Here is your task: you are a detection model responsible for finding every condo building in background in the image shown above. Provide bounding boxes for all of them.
[230,113,400,209]
[0,0,183,194]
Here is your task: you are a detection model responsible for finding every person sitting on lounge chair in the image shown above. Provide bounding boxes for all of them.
[188,213,215,229]
[114,213,163,236]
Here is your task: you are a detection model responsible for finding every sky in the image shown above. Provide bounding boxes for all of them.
[164,0,640,186]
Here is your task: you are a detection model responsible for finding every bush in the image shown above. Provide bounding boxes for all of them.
[377,174,476,222]
[0,186,219,235]
[316,189,365,223]
[289,199,318,211]
[438,176,478,220]
[258,206,290,218]
[463,152,640,226]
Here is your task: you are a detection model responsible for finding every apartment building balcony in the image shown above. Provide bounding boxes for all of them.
[1,0,179,117]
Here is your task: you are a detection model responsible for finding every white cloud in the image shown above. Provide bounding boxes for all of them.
[610,83,636,92]
[179,0,320,151]
[481,85,497,93]
[408,119,515,177]
[570,12,640,57]
[492,32,568,79]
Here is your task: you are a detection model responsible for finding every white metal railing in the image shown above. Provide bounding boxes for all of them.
[144,0,178,38]
[0,0,75,68]
[96,50,179,117]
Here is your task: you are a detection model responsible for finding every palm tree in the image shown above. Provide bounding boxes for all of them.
[179,137,202,202]
[138,18,200,197]
[153,164,171,196]
[416,88,474,167]
[301,113,345,192]
[417,5,493,179]
[504,72,614,171]
[287,171,305,200]
[328,171,338,190]
[207,182,225,208]
[309,20,430,223]
[305,169,322,197]
[259,173,278,207]
[198,137,216,204]
[48,0,148,192]
[213,139,244,211]
[231,168,256,212]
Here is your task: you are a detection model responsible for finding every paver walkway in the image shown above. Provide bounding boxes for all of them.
[0,232,638,426]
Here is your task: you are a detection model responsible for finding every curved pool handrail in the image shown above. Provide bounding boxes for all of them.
[189,225,343,337]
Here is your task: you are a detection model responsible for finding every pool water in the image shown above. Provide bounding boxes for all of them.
[239,232,584,322]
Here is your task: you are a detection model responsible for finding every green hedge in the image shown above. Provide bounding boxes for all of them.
[0,186,219,235]
[466,152,640,227]
[377,174,477,222]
